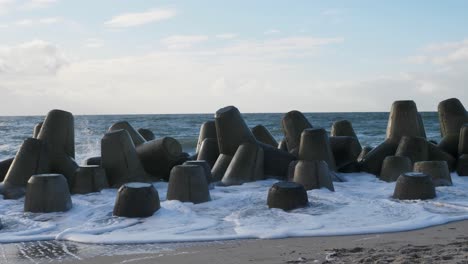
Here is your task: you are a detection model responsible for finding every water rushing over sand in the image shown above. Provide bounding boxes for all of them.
[1,173,467,244]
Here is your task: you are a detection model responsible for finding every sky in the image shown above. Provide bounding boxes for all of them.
[0,0,468,115]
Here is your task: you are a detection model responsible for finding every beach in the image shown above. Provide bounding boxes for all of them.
[1,219,463,263]
[78,220,468,263]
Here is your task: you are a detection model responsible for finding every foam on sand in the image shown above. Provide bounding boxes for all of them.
[1,173,468,244]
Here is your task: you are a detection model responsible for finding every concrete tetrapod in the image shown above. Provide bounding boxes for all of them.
[108,121,146,147]
[260,142,295,180]
[252,125,278,148]
[359,139,399,176]
[166,165,211,204]
[101,129,149,187]
[380,156,412,182]
[136,137,183,181]
[414,161,452,187]
[293,160,334,191]
[32,122,43,138]
[287,160,299,181]
[0,157,14,182]
[331,120,359,140]
[0,138,49,199]
[298,128,336,171]
[221,142,264,186]
[137,128,156,141]
[196,121,217,153]
[427,142,457,172]
[113,182,160,218]
[72,166,109,194]
[215,106,257,156]
[24,174,72,213]
[278,139,288,152]
[267,182,308,211]
[281,110,312,154]
[457,154,468,176]
[197,138,219,169]
[170,152,190,168]
[329,136,362,170]
[459,124,468,156]
[393,172,436,200]
[360,100,426,176]
[357,146,373,162]
[395,136,429,164]
[184,160,213,185]
[438,98,468,138]
[37,109,75,158]
[438,134,459,158]
[137,128,155,141]
[417,113,427,138]
[83,156,101,166]
[214,106,295,179]
[211,154,233,182]
[37,109,78,186]
[386,100,426,140]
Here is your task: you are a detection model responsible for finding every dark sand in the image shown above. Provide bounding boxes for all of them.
[2,220,466,263]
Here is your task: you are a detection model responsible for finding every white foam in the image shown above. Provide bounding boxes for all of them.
[1,173,468,244]
[124,182,152,188]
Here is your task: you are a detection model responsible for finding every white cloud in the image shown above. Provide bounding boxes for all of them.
[22,0,57,9]
[0,0,15,15]
[216,33,238,39]
[321,8,345,24]
[405,55,427,64]
[217,37,344,57]
[407,38,468,65]
[15,19,33,26]
[161,35,208,49]
[39,17,61,24]
[0,40,68,76]
[84,38,104,48]
[15,17,62,26]
[423,39,468,52]
[264,29,280,35]
[1,37,467,115]
[105,8,176,28]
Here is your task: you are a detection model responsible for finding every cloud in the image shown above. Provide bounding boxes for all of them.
[0,40,68,76]
[321,8,345,24]
[15,17,62,26]
[422,39,468,52]
[38,17,61,24]
[22,0,58,9]
[405,55,427,64]
[217,36,344,58]
[0,0,15,15]
[1,37,467,115]
[84,38,104,48]
[264,29,280,35]
[105,8,176,28]
[407,38,468,65]
[216,33,238,39]
[161,35,208,49]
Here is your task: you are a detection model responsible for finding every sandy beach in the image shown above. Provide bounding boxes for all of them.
[1,219,461,264]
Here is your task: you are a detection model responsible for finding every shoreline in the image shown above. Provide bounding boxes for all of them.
[82,219,468,263]
[2,219,466,263]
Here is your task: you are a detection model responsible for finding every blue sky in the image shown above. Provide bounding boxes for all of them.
[0,0,467,115]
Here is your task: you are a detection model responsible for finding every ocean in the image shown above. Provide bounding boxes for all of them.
[0,112,441,163]
[1,111,468,262]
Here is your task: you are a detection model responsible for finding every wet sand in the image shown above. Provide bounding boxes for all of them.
[1,220,467,263]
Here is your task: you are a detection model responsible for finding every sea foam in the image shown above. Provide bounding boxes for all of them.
[1,173,468,244]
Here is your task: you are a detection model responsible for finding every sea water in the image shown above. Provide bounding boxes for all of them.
[1,112,467,246]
